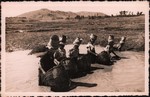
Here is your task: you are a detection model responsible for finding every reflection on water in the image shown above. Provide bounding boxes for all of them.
[104,65,113,72]
[5,45,145,92]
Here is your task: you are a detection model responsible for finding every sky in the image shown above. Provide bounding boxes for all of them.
[1,1,149,17]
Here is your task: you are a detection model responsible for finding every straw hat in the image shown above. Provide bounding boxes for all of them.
[121,36,126,41]
[108,35,114,42]
[119,36,126,44]
[108,35,114,41]
[59,35,67,43]
[73,37,83,46]
[90,34,97,40]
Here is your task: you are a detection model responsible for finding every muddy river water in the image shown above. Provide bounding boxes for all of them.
[5,45,145,92]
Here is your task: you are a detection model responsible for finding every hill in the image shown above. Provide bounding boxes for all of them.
[16,8,108,21]
[17,8,77,21]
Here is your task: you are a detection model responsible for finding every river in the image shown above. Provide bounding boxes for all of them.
[5,45,145,92]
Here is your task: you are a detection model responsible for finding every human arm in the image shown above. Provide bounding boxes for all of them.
[53,51,61,65]
[87,45,98,56]
[39,63,46,75]
[111,50,120,58]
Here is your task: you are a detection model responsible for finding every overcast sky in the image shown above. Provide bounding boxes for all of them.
[2,1,149,17]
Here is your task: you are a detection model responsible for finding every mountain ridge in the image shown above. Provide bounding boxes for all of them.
[16,8,108,21]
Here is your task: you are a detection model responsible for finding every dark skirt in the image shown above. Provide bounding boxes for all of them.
[96,51,112,66]
[39,65,71,92]
[50,77,70,92]
[78,54,91,72]
[62,58,78,77]
[87,52,96,64]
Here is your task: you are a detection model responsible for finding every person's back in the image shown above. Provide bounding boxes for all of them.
[40,35,59,72]
[40,48,56,72]
[97,51,111,65]
[78,54,91,72]
[40,64,71,92]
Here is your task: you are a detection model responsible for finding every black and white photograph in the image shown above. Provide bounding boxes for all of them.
[1,1,149,96]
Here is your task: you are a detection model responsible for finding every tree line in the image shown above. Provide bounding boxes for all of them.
[74,15,109,20]
[118,11,143,16]
[73,11,144,20]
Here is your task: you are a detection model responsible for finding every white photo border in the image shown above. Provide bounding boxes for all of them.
[1,1,149,96]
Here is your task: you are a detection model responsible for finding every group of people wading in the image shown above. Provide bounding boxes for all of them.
[35,34,126,92]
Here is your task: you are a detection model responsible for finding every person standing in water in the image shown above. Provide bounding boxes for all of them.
[107,35,120,59]
[53,41,66,65]
[68,37,82,75]
[39,35,60,73]
[46,35,60,50]
[69,37,82,60]
[114,36,126,51]
[96,45,113,65]
[86,34,97,64]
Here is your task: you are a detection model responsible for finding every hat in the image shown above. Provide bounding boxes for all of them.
[120,36,126,44]
[108,35,114,40]
[73,37,83,46]
[108,35,114,43]
[59,35,67,43]
[90,34,97,40]
[121,36,126,41]
[47,35,59,49]
[50,35,59,41]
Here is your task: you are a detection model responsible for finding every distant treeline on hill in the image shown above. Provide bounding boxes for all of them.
[74,11,144,20]
[116,11,144,17]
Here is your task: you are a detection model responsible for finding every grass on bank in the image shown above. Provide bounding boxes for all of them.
[6,16,145,52]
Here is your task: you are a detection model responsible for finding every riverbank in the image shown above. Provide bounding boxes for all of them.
[6,16,145,52]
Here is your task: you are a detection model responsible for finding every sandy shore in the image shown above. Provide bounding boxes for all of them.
[5,45,145,92]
